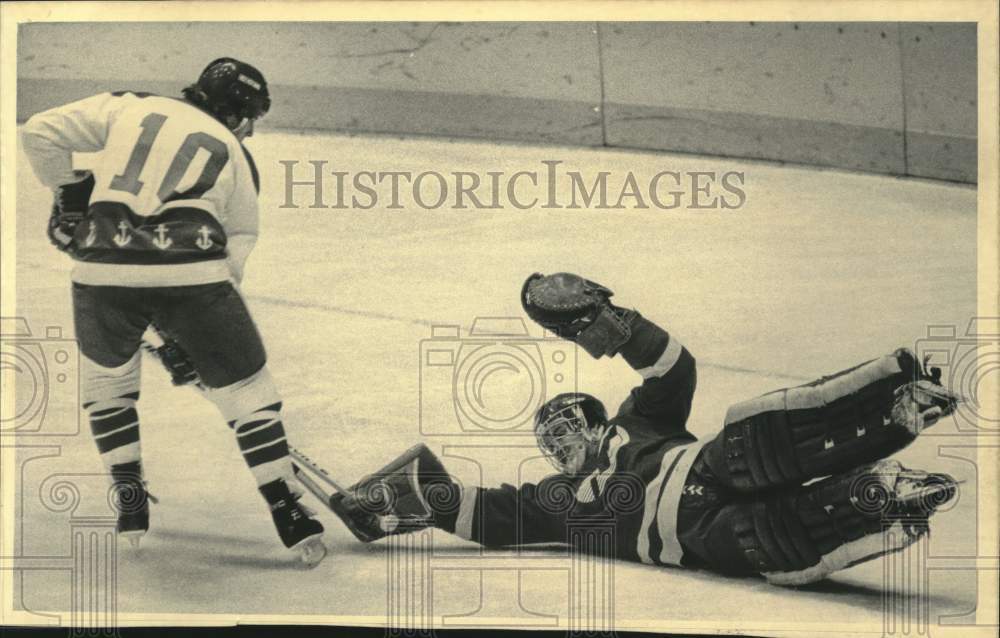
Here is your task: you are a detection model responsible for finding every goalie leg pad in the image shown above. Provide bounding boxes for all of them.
[711,349,932,492]
[729,459,957,586]
[332,444,461,542]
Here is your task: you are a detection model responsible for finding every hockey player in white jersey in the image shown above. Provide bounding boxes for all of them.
[21,58,326,566]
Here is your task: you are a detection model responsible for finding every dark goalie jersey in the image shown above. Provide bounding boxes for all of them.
[438,315,702,567]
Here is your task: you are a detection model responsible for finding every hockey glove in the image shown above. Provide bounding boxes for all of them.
[47,172,94,252]
[328,444,457,543]
[521,272,636,358]
[142,326,201,387]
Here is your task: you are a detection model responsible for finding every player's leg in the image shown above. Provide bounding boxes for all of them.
[72,283,153,545]
[701,348,958,493]
[153,282,325,564]
[678,458,958,585]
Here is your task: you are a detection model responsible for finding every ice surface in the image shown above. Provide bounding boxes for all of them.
[11,128,979,632]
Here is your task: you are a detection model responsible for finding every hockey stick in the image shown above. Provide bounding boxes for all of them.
[289,445,350,500]
[288,446,349,493]
[141,326,205,390]
[289,446,383,543]
[141,327,350,484]
[141,327,378,544]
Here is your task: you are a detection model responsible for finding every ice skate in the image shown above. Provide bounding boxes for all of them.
[260,477,327,568]
[890,381,959,436]
[292,534,328,567]
[825,459,959,577]
[889,355,961,436]
[754,458,962,585]
[856,459,959,537]
[880,459,959,517]
[110,461,152,549]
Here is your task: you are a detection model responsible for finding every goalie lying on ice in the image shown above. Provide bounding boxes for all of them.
[318,273,961,586]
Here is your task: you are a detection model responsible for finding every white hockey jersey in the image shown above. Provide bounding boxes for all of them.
[21,91,260,286]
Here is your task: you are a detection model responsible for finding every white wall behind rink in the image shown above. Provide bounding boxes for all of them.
[17,22,976,183]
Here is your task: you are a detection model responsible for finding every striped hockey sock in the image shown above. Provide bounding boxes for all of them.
[229,401,292,485]
[85,392,142,468]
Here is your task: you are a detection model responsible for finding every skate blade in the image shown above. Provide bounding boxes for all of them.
[894,478,962,516]
[120,530,145,549]
[293,534,327,568]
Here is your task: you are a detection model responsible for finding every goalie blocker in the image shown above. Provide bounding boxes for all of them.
[293,444,460,543]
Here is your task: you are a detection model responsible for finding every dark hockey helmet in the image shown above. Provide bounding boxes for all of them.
[534,392,608,473]
[183,58,271,125]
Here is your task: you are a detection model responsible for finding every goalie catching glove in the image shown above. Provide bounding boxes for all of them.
[521,272,636,359]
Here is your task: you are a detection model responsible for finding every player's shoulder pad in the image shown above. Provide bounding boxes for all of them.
[241,144,260,193]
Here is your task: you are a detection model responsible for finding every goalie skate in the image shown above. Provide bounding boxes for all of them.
[853,459,959,568]
[879,459,959,519]
[889,379,961,436]
[759,458,958,585]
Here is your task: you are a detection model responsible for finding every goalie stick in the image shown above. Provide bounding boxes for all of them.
[289,446,389,543]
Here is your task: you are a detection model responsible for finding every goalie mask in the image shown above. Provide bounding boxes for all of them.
[534,392,608,474]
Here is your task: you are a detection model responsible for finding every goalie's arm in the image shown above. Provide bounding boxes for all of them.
[614,313,697,431]
[520,272,696,430]
[314,444,576,547]
[437,475,575,548]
